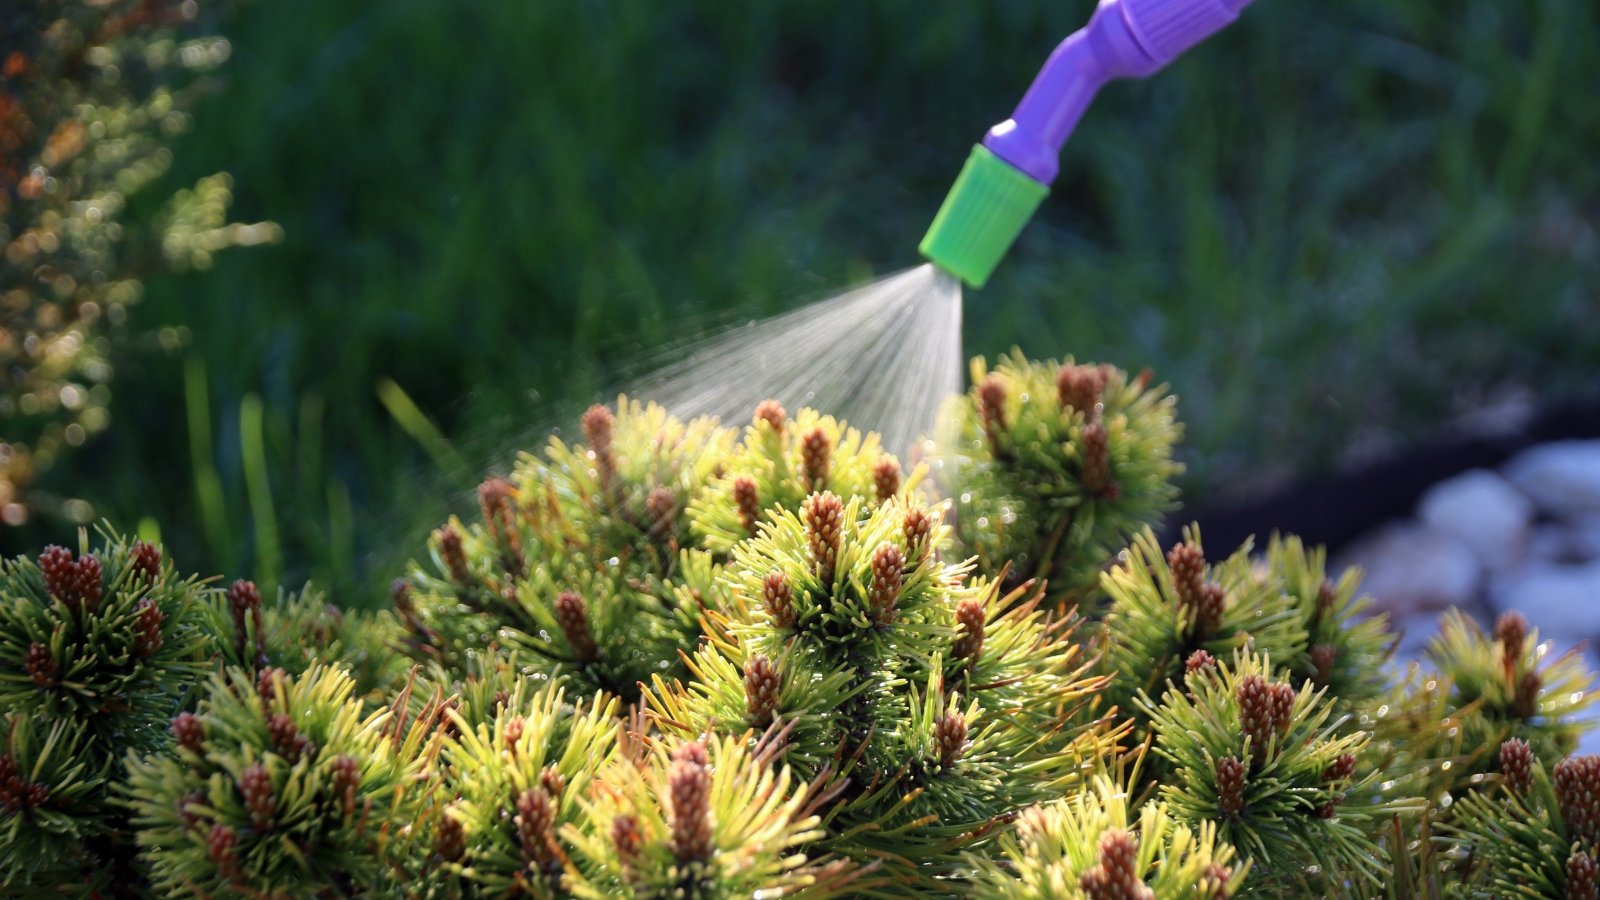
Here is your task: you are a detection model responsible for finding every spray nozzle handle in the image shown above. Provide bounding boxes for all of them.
[920,0,1252,287]
[987,0,1254,185]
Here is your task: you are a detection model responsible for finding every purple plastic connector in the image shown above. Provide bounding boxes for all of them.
[983,0,1253,185]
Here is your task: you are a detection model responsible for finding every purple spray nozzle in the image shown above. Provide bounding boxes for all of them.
[921,0,1252,287]
[985,0,1254,185]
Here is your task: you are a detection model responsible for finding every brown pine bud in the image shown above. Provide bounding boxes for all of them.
[1056,363,1107,415]
[582,403,615,452]
[257,666,286,706]
[503,715,526,753]
[582,404,618,501]
[873,455,901,502]
[1556,755,1600,846]
[934,711,967,769]
[1496,610,1529,662]
[1239,675,1293,762]
[1079,828,1151,900]
[516,787,556,864]
[269,713,314,762]
[435,808,466,862]
[952,598,986,664]
[1514,669,1542,719]
[39,546,103,616]
[554,590,600,664]
[329,754,359,817]
[762,571,795,629]
[540,766,565,800]
[1569,850,1599,900]
[1185,649,1217,679]
[978,374,1008,447]
[803,491,843,583]
[753,400,787,434]
[645,486,677,539]
[391,577,427,637]
[1269,682,1296,734]
[1195,582,1226,637]
[256,662,288,704]
[1,757,22,799]
[1202,863,1234,899]
[178,789,206,830]
[0,755,39,811]
[1315,579,1339,619]
[744,655,782,725]
[868,543,904,627]
[904,506,934,561]
[478,477,517,531]
[801,426,832,492]
[1216,756,1247,815]
[1498,609,1529,687]
[390,578,413,615]
[669,742,714,863]
[675,740,708,767]
[130,540,162,586]
[76,554,102,608]
[1316,752,1358,818]
[39,546,75,602]
[208,823,241,880]
[478,477,524,577]
[733,476,761,535]
[1310,644,1338,687]
[133,598,164,658]
[1167,542,1206,608]
[76,554,102,612]
[0,767,44,811]
[1096,827,1142,888]
[240,762,275,830]
[612,814,643,863]
[227,579,264,665]
[1081,421,1119,499]
[172,712,204,754]
[24,642,55,687]
[437,525,470,585]
[227,578,261,621]
[1501,738,1534,796]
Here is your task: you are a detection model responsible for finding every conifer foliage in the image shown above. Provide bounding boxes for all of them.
[645,493,1109,882]
[4,352,1600,897]
[123,666,444,896]
[0,534,211,892]
[940,352,1183,602]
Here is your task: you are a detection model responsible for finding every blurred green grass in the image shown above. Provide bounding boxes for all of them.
[29,0,1600,603]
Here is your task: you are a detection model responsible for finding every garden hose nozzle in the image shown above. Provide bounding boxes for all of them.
[920,0,1253,288]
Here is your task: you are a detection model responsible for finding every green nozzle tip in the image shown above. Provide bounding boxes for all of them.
[919,145,1048,289]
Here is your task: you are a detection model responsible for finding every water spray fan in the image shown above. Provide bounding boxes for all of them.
[920,0,1253,288]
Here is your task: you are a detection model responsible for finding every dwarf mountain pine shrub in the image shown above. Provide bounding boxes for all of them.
[398,399,736,702]
[430,680,619,896]
[940,352,1183,603]
[968,774,1245,899]
[0,534,212,892]
[123,665,446,896]
[564,729,862,899]
[645,492,1114,886]
[687,402,913,553]
[1448,744,1600,898]
[5,353,1600,898]
[397,398,919,704]
[1139,650,1416,891]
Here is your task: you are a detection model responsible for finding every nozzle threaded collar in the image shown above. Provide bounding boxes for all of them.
[919,145,1047,289]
